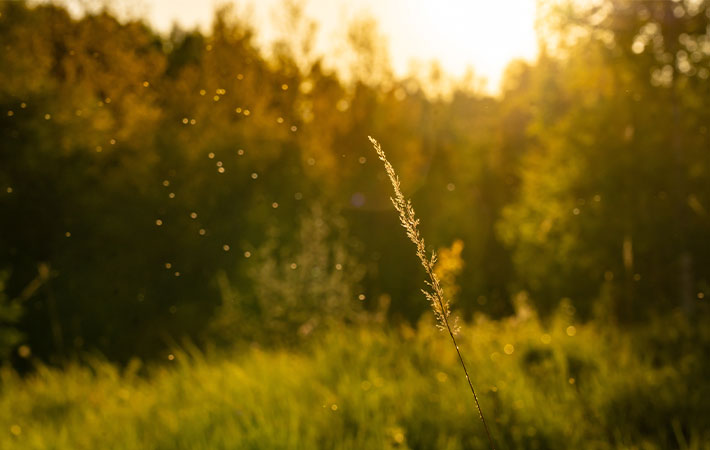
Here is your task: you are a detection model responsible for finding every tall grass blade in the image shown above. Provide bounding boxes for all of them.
[368,136,495,450]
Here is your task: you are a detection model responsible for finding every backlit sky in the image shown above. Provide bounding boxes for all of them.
[55,0,539,93]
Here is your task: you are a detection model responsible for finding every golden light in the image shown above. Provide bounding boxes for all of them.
[53,0,539,94]
[370,0,538,90]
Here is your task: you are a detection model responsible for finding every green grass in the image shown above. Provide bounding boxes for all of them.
[1,310,708,449]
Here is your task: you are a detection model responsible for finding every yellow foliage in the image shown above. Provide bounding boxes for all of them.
[435,239,464,301]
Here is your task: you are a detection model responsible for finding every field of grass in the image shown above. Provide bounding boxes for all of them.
[2,309,708,450]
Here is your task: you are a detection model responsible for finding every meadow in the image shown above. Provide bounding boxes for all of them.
[3,309,708,449]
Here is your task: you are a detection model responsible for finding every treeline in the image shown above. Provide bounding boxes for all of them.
[1,0,709,364]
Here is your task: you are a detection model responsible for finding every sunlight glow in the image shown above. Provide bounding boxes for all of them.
[375,0,538,90]
[56,0,538,94]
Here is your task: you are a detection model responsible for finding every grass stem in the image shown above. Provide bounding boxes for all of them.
[368,136,495,450]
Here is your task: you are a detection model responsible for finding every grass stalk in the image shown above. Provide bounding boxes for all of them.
[368,136,495,450]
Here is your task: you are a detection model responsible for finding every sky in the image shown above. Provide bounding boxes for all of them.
[54,0,539,93]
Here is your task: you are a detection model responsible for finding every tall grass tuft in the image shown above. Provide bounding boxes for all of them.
[368,136,495,450]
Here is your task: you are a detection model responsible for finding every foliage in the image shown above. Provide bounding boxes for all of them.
[2,312,709,449]
[209,204,366,345]
[0,272,23,360]
[498,0,710,319]
[0,0,709,367]
[434,239,465,303]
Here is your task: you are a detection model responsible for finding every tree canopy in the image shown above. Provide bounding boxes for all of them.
[1,0,709,364]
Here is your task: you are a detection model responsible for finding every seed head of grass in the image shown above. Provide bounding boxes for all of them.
[368,136,454,332]
[368,136,495,450]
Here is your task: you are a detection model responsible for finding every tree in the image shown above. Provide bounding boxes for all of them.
[498,0,710,320]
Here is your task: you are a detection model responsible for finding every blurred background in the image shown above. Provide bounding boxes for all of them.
[1,0,709,448]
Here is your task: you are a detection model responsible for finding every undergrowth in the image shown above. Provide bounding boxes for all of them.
[1,309,708,449]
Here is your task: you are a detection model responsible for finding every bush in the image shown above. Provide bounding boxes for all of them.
[208,205,367,346]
